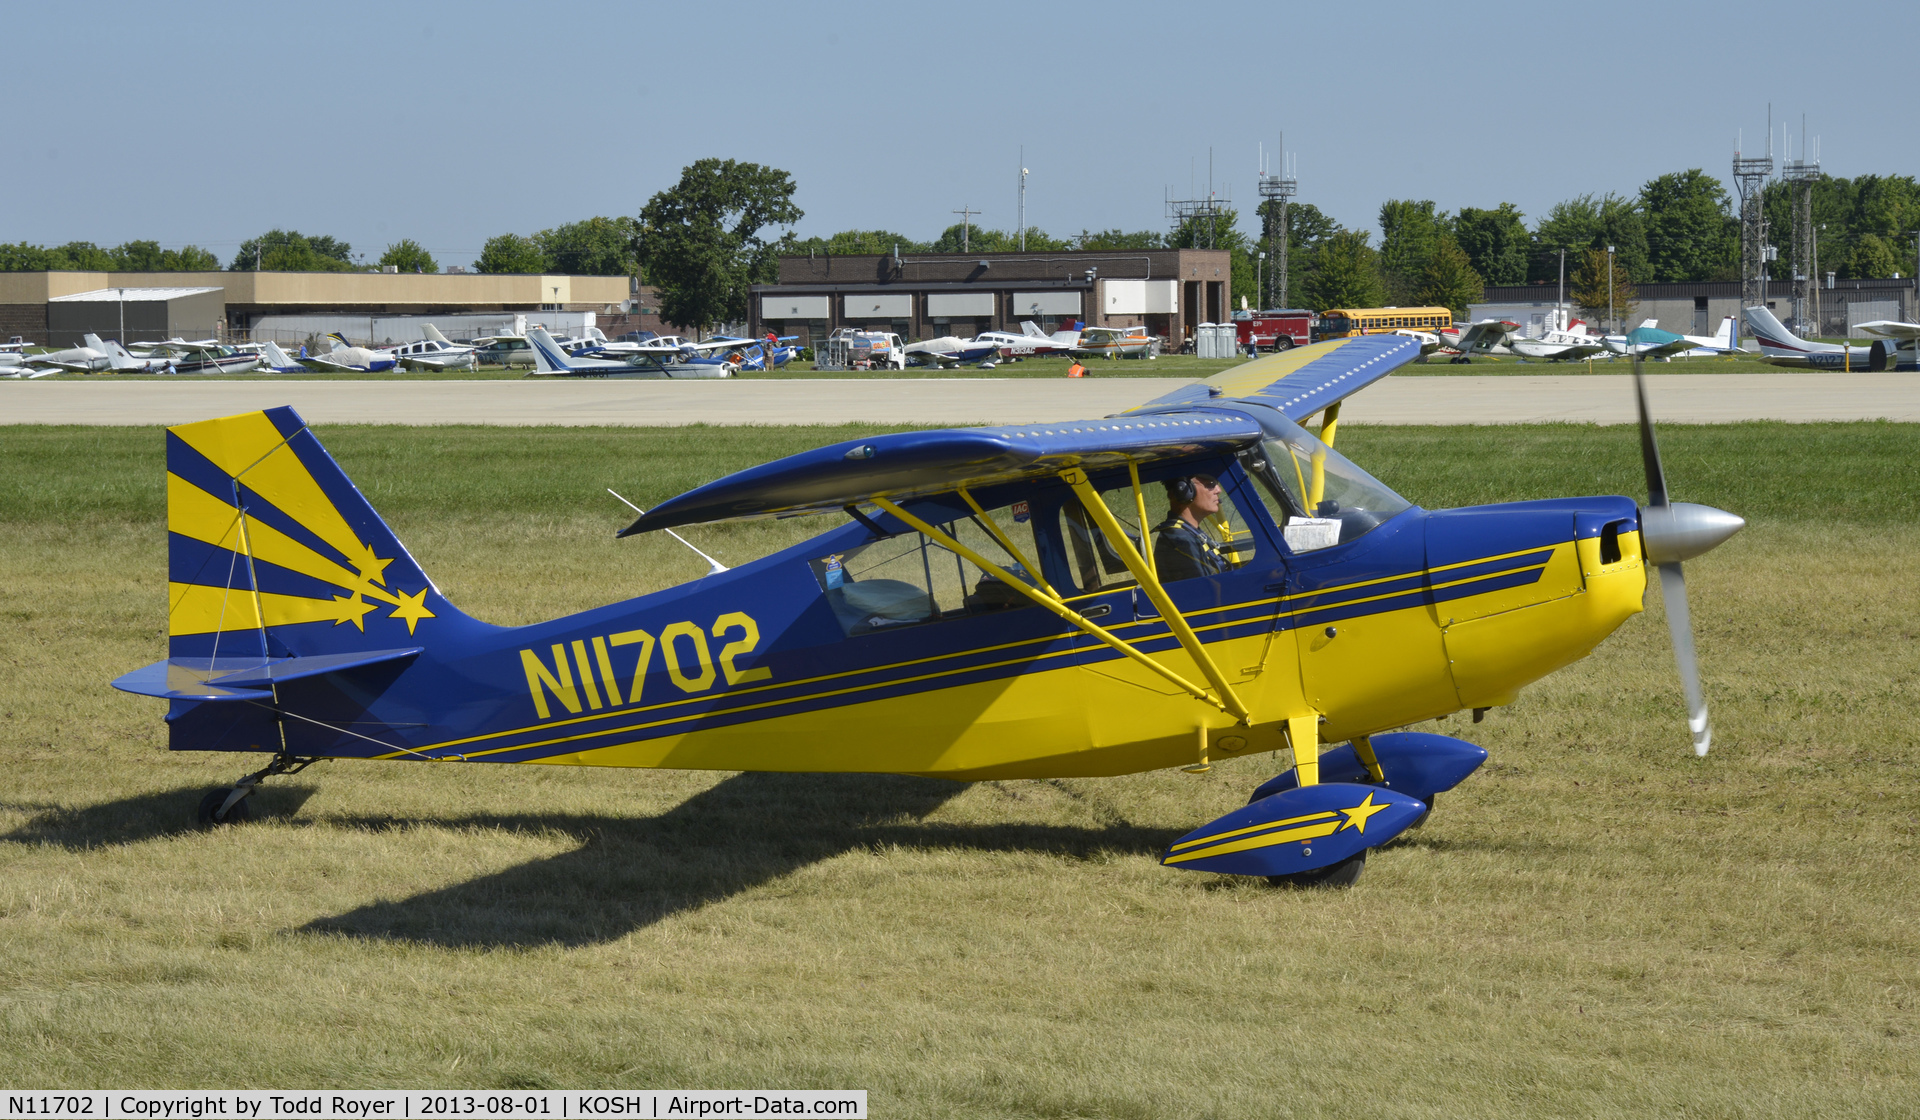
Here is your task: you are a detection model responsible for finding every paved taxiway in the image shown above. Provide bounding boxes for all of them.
[4,373,1917,427]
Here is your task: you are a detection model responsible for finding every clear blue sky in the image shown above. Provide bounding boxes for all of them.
[6,0,1914,268]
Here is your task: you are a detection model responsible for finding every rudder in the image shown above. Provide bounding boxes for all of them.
[165,406,468,662]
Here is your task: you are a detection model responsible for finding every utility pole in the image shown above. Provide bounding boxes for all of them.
[951,205,980,253]
[1606,246,1614,334]
[1557,248,1566,330]
[1018,150,1027,252]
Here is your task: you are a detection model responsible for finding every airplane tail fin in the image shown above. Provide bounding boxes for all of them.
[1021,320,1045,338]
[260,341,296,369]
[1743,305,1800,348]
[421,323,451,344]
[1713,316,1735,348]
[162,406,472,665]
[327,332,352,352]
[525,327,575,374]
[83,333,108,351]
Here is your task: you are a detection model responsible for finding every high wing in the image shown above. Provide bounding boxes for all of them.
[1452,320,1512,352]
[621,333,1420,535]
[1856,320,1920,341]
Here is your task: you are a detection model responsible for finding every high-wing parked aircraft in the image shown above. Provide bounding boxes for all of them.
[144,340,261,375]
[1855,320,1920,370]
[297,333,398,373]
[1435,319,1517,363]
[526,326,731,378]
[1604,316,1741,361]
[381,325,478,371]
[1744,305,1901,369]
[113,336,1743,890]
[1074,325,1159,358]
[1508,319,1610,362]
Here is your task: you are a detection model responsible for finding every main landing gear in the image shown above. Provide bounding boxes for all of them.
[197,754,322,827]
[1266,850,1367,889]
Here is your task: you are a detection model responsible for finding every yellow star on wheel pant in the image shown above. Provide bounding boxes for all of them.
[1337,791,1392,834]
[386,588,435,634]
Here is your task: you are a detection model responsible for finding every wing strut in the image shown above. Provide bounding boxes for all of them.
[1057,468,1253,725]
[866,497,1227,714]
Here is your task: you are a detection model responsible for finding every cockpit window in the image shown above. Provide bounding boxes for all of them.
[811,500,1043,636]
[1235,410,1410,552]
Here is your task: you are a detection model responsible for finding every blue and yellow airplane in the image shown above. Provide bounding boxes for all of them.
[112,335,1743,886]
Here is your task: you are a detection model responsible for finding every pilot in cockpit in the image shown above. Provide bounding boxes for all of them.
[1153,474,1230,582]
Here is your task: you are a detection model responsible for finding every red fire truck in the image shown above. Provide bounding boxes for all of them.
[1232,308,1314,352]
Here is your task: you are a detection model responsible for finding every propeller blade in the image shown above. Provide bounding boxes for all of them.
[1632,355,1668,508]
[1656,561,1711,756]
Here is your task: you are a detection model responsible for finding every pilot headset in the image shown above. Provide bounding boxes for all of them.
[1167,476,1197,504]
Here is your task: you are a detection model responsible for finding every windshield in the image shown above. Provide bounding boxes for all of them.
[1231,406,1410,552]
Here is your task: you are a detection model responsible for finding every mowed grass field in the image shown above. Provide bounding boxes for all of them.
[1,421,1917,1116]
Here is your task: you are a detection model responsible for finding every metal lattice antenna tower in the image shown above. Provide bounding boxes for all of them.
[1782,140,1821,334]
[1258,139,1297,310]
[1732,149,1774,313]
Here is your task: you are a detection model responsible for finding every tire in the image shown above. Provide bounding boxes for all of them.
[1273,337,1294,351]
[1407,793,1436,831]
[1266,850,1365,889]
[197,788,254,827]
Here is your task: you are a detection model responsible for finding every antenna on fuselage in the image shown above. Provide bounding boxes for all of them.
[608,488,729,575]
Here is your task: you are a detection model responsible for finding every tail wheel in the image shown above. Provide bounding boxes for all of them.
[1265,849,1365,889]
[197,788,254,827]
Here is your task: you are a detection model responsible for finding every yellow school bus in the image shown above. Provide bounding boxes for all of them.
[1313,306,1452,342]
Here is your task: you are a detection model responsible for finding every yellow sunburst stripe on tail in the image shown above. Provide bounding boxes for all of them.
[168,473,379,599]
[168,581,376,635]
[169,412,393,588]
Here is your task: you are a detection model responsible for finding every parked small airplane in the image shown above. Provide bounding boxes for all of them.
[256,342,310,374]
[382,326,478,371]
[87,335,181,373]
[1074,325,1159,358]
[1855,320,1920,370]
[18,339,115,373]
[151,341,262,375]
[1605,317,1740,361]
[1744,306,1900,370]
[299,333,399,373]
[904,336,1004,368]
[526,326,730,378]
[1509,319,1609,362]
[1435,319,1517,363]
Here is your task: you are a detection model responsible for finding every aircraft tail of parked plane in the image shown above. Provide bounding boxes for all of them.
[422,323,454,345]
[259,341,307,373]
[1744,305,1895,370]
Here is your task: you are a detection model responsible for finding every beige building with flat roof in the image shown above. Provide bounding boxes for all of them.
[0,271,634,344]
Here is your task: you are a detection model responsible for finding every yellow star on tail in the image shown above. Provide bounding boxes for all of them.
[386,588,435,634]
[330,593,380,632]
[1338,792,1392,834]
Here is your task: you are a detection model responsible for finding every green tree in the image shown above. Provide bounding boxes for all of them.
[378,239,438,274]
[786,230,932,256]
[231,230,357,271]
[1847,233,1898,279]
[1570,247,1637,329]
[109,240,168,271]
[41,242,116,270]
[536,216,637,275]
[1640,170,1737,282]
[473,233,549,274]
[1377,200,1449,304]
[1412,236,1483,317]
[0,242,55,270]
[165,245,220,270]
[1528,194,1646,283]
[929,223,1029,252]
[1454,203,1529,285]
[1303,230,1385,310]
[1169,207,1245,252]
[1074,229,1165,250]
[634,159,803,330]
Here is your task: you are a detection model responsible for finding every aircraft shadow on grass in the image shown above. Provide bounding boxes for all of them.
[299,771,1177,949]
[0,785,319,849]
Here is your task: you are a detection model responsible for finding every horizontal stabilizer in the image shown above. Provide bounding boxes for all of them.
[113,647,422,701]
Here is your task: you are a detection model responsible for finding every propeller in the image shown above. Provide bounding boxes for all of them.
[1632,357,1744,755]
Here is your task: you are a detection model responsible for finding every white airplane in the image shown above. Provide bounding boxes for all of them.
[148,341,261,374]
[382,325,477,371]
[1509,318,1610,362]
[1021,319,1083,350]
[86,335,180,373]
[1073,325,1159,358]
[298,333,399,373]
[1745,305,1905,370]
[1856,320,1920,370]
[1435,319,1518,363]
[1603,316,1741,361]
[974,323,1077,358]
[19,339,114,373]
[526,326,731,378]
[255,341,310,373]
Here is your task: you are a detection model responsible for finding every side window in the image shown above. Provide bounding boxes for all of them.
[1057,472,1261,594]
[811,499,1044,636]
